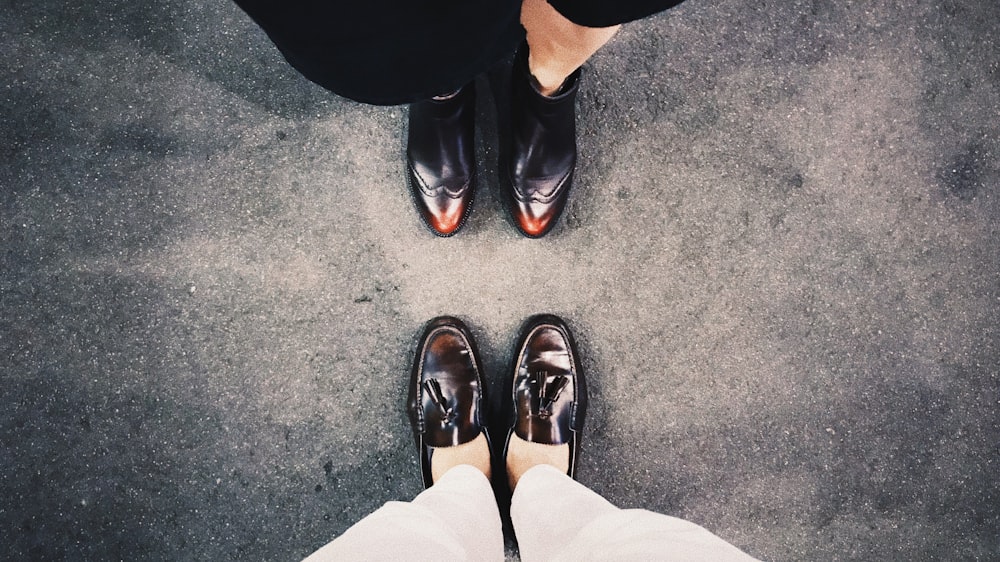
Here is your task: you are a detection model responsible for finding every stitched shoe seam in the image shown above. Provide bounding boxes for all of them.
[407,160,472,199]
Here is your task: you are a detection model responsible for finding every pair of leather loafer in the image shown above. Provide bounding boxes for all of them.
[407,315,586,488]
[406,45,580,238]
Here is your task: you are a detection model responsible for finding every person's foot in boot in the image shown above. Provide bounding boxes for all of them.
[502,44,580,238]
[407,85,476,236]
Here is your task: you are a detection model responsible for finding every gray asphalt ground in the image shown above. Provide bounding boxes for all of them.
[2,0,999,560]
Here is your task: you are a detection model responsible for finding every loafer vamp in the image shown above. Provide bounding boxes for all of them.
[513,325,580,445]
[411,322,484,449]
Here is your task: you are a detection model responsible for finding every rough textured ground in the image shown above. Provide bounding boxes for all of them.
[2,0,998,560]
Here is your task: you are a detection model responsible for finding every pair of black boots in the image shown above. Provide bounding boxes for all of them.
[406,46,580,238]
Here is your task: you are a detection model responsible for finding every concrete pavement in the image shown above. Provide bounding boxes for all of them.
[2,0,998,559]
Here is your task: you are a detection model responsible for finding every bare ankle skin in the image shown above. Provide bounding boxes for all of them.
[521,0,620,96]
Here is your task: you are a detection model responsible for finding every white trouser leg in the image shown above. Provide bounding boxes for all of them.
[304,464,504,562]
[511,465,758,562]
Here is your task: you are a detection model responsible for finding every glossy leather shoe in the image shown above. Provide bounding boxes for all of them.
[407,316,489,488]
[406,84,476,236]
[505,314,586,477]
[503,46,581,238]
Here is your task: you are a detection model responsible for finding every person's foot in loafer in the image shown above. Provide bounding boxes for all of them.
[406,85,476,237]
[407,316,491,487]
[504,314,586,489]
[503,46,580,238]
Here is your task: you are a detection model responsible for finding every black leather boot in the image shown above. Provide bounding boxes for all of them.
[406,84,476,236]
[503,46,581,238]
